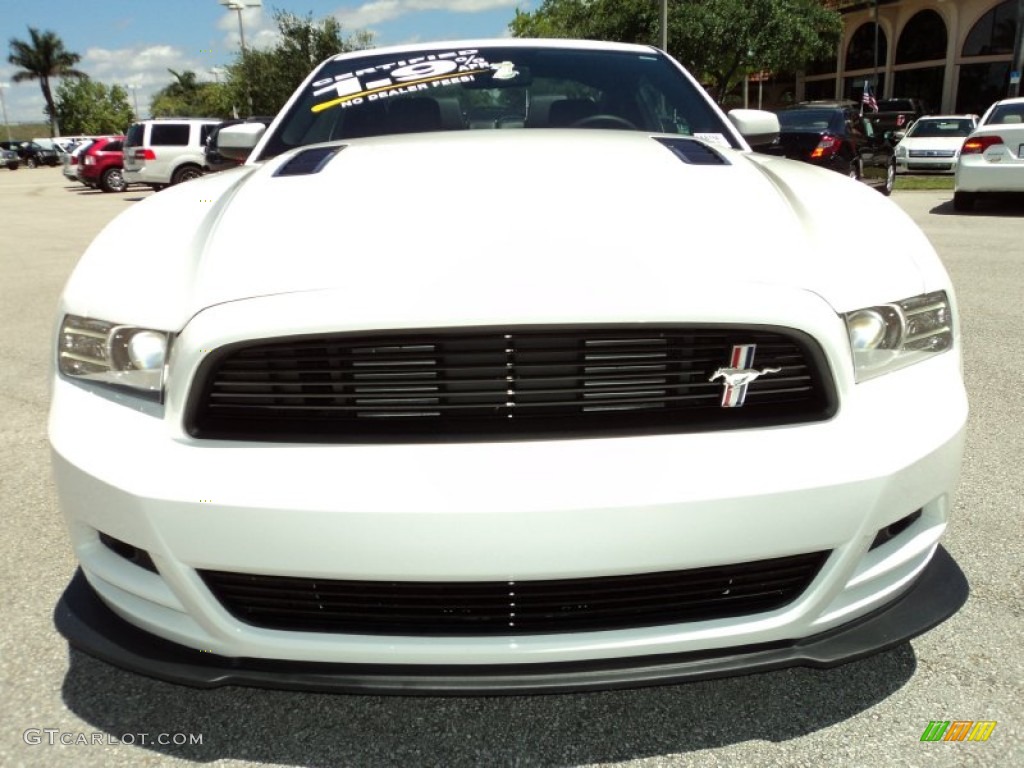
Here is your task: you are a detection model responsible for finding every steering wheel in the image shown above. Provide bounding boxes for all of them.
[569,114,638,130]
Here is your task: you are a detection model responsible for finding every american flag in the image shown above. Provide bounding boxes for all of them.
[861,81,878,113]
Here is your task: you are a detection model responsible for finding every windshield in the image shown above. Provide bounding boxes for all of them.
[985,102,1024,126]
[775,108,842,133]
[906,118,974,138]
[257,45,735,160]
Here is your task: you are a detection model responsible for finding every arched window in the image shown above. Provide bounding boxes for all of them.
[805,52,837,77]
[845,23,887,71]
[963,0,1016,57]
[896,11,947,63]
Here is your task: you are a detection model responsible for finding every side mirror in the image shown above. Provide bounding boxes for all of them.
[727,109,780,148]
[892,130,906,141]
[217,123,267,161]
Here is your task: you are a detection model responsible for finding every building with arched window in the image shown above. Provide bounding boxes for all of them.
[800,1,1021,115]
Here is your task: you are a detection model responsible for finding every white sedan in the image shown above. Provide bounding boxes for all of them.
[894,115,977,174]
[50,39,968,694]
[954,96,1024,211]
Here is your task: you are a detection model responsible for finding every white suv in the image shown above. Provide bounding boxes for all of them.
[123,118,221,189]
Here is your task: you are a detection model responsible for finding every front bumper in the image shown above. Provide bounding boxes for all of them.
[49,286,968,690]
[897,159,955,174]
[55,546,968,694]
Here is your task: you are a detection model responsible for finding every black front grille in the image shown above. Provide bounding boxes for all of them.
[199,551,830,636]
[908,149,955,158]
[186,325,835,442]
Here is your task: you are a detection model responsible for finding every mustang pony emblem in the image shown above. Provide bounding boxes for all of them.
[710,344,781,407]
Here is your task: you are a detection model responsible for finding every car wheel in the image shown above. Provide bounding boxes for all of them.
[171,165,204,185]
[879,160,895,196]
[953,191,976,212]
[100,167,127,193]
[26,157,37,169]
[847,159,861,181]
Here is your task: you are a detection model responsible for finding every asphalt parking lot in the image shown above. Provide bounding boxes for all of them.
[1,168,1021,767]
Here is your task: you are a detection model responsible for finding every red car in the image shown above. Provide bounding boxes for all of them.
[78,136,127,193]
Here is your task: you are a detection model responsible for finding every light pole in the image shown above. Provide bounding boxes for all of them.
[129,84,140,119]
[0,83,11,142]
[659,0,668,51]
[219,0,261,115]
[1010,0,1024,97]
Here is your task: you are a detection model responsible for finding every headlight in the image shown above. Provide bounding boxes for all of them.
[895,145,906,158]
[844,291,953,381]
[58,315,171,398]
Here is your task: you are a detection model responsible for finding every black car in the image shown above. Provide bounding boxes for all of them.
[767,102,897,195]
[0,140,60,168]
[2,147,18,170]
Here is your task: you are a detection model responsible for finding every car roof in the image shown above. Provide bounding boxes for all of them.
[321,37,658,67]
[783,101,857,110]
[991,96,1024,106]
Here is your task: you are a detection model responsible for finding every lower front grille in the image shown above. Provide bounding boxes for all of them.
[186,325,836,442]
[199,551,830,636]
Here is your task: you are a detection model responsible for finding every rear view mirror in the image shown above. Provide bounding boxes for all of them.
[727,109,780,148]
[217,123,267,161]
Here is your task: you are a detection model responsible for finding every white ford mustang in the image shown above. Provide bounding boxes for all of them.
[50,39,968,693]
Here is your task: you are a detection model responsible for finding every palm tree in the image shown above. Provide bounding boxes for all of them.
[166,69,200,98]
[8,27,86,136]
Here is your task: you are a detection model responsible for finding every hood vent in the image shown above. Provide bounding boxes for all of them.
[275,145,345,177]
[655,137,729,165]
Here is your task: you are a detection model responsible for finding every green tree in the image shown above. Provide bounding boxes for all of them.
[509,0,841,105]
[7,27,87,135]
[54,77,135,134]
[223,10,374,117]
[510,0,655,43]
[150,69,231,117]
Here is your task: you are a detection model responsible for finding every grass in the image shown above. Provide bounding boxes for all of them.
[4,123,51,141]
[894,175,955,191]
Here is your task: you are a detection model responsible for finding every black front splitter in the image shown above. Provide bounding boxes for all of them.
[53,547,968,696]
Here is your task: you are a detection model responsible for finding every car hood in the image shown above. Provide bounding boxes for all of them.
[900,137,965,152]
[63,130,943,331]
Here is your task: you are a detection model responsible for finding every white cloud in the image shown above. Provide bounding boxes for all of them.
[216,5,279,51]
[334,0,517,30]
[76,44,225,120]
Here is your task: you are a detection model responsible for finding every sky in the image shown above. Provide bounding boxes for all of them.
[1,0,533,126]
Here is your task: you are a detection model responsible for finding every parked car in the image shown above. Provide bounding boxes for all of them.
[872,97,930,133]
[894,115,978,174]
[204,116,274,172]
[31,137,64,163]
[62,139,95,182]
[78,136,127,193]
[768,102,897,194]
[2,147,18,170]
[53,136,93,153]
[954,96,1024,211]
[0,139,59,168]
[51,39,966,695]
[878,98,929,115]
[123,117,222,189]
